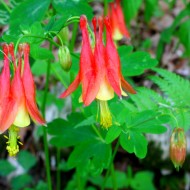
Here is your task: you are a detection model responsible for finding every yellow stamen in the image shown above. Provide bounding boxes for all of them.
[5,125,22,157]
[98,100,112,129]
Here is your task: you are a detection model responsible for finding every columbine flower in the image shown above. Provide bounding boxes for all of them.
[0,43,45,156]
[170,127,186,170]
[60,15,136,128]
[108,0,130,40]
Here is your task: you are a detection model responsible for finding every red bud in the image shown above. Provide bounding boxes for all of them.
[170,127,186,170]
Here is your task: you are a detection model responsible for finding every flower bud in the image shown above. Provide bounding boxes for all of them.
[58,27,69,45]
[58,46,72,71]
[169,127,186,170]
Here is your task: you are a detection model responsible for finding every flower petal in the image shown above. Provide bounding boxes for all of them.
[106,68,121,97]
[22,44,46,125]
[104,17,122,96]
[11,67,30,127]
[82,70,100,106]
[121,75,136,94]
[0,44,10,101]
[115,0,130,39]
[79,15,94,77]
[60,74,80,98]
[0,98,17,134]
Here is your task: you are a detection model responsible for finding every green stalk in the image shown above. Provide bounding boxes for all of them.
[69,22,78,52]
[56,148,61,190]
[14,35,59,54]
[102,140,120,190]
[0,0,11,13]
[111,164,117,190]
[41,43,53,190]
[104,0,108,16]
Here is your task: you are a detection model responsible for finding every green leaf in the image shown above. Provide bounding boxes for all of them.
[144,0,159,22]
[0,4,10,25]
[31,60,48,76]
[106,171,129,188]
[75,115,96,128]
[11,174,32,190]
[67,139,111,173]
[89,171,128,189]
[120,132,148,158]
[105,125,122,144]
[131,171,156,190]
[20,22,45,44]
[17,150,37,172]
[30,46,54,60]
[129,87,165,111]
[176,20,190,56]
[128,110,167,134]
[2,33,22,44]
[45,14,69,33]
[122,0,142,24]
[36,90,65,112]
[35,181,48,190]
[10,0,50,33]
[48,116,97,147]
[52,0,93,19]
[0,160,15,176]
[120,51,158,76]
[118,45,133,56]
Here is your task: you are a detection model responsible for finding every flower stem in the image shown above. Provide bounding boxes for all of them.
[14,35,59,55]
[102,140,120,190]
[104,0,108,16]
[111,164,117,190]
[56,148,61,190]
[41,43,53,190]
[0,0,11,13]
[69,22,78,52]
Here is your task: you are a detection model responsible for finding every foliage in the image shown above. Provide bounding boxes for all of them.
[0,0,190,189]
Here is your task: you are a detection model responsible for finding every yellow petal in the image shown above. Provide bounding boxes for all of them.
[121,88,128,97]
[96,77,114,101]
[13,101,30,127]
[113,28,123,41]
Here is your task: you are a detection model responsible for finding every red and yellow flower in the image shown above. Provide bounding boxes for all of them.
[108,0,130,40]
[0,43,45,156]
[60,15,136,128]
[170,127,186,170]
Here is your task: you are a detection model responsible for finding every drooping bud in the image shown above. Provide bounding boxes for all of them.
[98,100,112,129]
[58,46,72,72]
[169,127,186,170]
[58,27,70,46]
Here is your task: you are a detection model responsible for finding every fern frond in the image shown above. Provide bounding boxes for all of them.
[150,68,190,108]
[129,87,166,111]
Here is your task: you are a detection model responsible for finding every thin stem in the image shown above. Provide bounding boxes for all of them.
[69,22,78,52]
[48,31,64,47]
[102,140,120,190]
[1,0,11,13]
[92,125,104,142]
[104,0,108,16]
[111,164,117,190]
[41,43,53,190]
[14,35,59,54]
[56,148,61,190]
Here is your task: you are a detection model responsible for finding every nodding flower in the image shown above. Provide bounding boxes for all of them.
[60,15,136,129]
[0,43,46,156]
[108,0,130,40]
[170,127,186,170]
